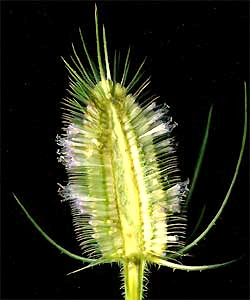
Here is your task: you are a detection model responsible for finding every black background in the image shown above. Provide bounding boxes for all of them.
[1,1,249,299]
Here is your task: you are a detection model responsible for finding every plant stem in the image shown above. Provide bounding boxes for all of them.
[124,257,145,300]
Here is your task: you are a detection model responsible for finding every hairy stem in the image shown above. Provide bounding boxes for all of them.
[124,257,145,300]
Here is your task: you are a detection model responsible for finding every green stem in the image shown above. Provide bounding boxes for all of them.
[124,257,145,300]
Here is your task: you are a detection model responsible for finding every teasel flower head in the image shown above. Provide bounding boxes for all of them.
[54,6,247,299]
[55,6,193,296]
[13,5,247,300]
[57,7,189,260]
